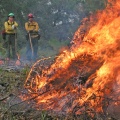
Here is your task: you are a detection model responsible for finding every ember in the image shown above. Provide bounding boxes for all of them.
[15,53,21,66]
[0,59,4,65]
[23,0,120,118]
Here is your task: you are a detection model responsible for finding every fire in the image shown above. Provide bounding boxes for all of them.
[0,60,4,65]
[23,0,120,116]
[15,53,21,66]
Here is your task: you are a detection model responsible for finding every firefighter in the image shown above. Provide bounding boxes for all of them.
[25,13,40,61]
[4,13,18,60]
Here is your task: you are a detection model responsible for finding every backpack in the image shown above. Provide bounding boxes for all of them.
[1,21,15,40]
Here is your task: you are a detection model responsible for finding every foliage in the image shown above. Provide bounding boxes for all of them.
[0,0,107,46]
[0,43,6,58]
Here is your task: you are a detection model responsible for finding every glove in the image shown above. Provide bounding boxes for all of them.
[12,25,16,29]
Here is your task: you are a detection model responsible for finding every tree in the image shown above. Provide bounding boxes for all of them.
[0,0,107,54]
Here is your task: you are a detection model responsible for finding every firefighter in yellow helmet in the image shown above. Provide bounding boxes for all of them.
[25,13,40,61]
[4,13,18,60]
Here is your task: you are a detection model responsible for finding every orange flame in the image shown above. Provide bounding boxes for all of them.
[0,60,4,65]
[23,0,120,115]
[15,53,21,66]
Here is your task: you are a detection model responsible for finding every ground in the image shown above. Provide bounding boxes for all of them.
[0,60,118,120]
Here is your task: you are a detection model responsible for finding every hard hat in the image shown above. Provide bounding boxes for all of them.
[8,13,15,17]
[28,13,34,18]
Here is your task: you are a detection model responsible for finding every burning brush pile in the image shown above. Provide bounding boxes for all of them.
[21,0,120,119]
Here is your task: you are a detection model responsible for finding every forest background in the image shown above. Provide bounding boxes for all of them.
[0,0,107,59]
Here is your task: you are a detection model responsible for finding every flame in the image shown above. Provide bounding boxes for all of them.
[0,60,4,65]
[15,53,21,66]
[23,0,120,116]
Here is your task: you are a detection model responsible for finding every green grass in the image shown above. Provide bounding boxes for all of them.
[38,38,70,58]
[48,38,70,51]
[0,37,70,60]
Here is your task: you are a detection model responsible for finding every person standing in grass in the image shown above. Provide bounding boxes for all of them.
[25,13,40,62]
[4,13,18,60]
